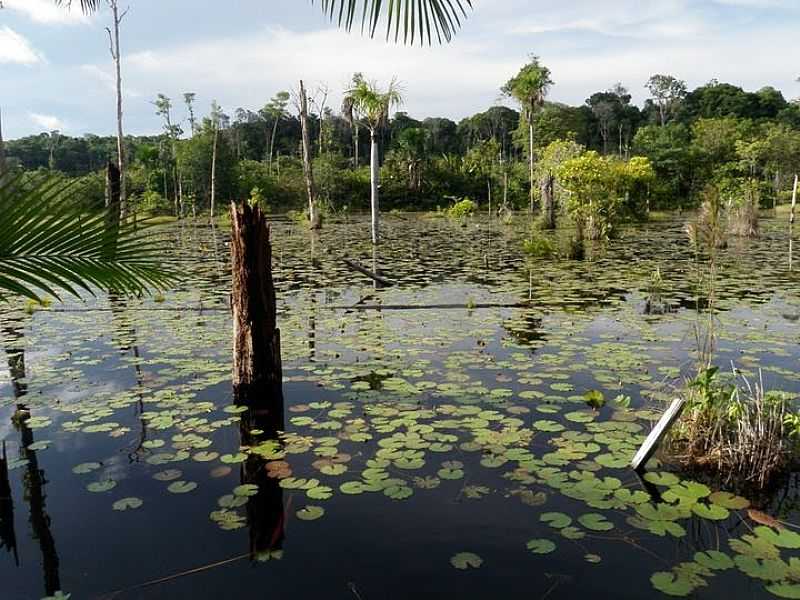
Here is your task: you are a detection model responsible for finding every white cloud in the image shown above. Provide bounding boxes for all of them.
[3,0,91,25]
[121,26,514,121]
[0,26,44,64]
[80,63,143,98]
[29,112,66,131]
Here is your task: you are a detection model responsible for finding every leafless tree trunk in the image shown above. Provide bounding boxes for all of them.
[210,123,218,221]
[299,80,320,230]
[106,0,128,220]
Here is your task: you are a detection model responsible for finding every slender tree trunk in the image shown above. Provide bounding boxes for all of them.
[370,130,380,244]
[230,202,283,405]
[0,107,6,176]
[541,172,556,229]
[354,124,360,169]
[529,120,535,214]
[177,167,183,218]
[791,174,798,227]
[269,119,279,174]
[210,124,218,221]
[299,81,320,230]
[108,1,127,220]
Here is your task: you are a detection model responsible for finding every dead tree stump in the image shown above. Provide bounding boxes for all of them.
[231,202,283,406]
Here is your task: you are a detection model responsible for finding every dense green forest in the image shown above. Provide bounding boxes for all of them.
[5,70,800,217]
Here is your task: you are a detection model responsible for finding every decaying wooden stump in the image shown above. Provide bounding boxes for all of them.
[231,202,283,405]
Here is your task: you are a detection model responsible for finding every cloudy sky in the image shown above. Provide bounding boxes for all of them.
[1,0,799,139]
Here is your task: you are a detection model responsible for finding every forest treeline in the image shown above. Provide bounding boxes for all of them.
[5,71,800,217]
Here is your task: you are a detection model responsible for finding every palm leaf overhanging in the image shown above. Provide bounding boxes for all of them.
[53,0,473,45]
[53,0,101,12]
[0,174,175,302]
[315,0,472,44]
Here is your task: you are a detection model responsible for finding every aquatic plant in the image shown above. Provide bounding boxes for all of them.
[668,366,796,489]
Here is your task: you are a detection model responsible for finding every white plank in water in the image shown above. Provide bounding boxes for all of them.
[631,398,686,471]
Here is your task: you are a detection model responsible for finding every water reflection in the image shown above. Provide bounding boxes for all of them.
[239,395,285,561]
[2,319,62,597]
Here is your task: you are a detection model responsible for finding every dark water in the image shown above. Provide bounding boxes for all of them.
[1,214,799,600]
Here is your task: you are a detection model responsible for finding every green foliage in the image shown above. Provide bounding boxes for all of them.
[522,233,556,258]
[446,198,477,219]
[502,55,553,120]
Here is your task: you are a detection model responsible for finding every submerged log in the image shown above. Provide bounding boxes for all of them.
[342,258,395,287]
[231,202,283,406]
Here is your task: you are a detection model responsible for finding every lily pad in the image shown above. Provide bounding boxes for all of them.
[450,552,483,570]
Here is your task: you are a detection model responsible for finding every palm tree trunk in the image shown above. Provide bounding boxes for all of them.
[354,124,360,169]
[370,130,380,244]
[529,120,535,214]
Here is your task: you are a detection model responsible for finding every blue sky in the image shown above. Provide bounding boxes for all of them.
[1,0,799,139]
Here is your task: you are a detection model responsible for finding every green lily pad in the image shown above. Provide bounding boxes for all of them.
[112,497,143,511]
[651,572,694,597]
[233,484,260,497]
[694,550,734,571]
[755,526,800,549]
[153,469,182,482]
[307,486,333,500]
[87,480,117,493]
[767,583,800,599]
[220,453,247,464]
[72,462,101,475]
[540,512,572,529]
[644,472,680,487]
[709,491,749,510]
[450,552,482,570]
[578,513,614,531]
[296,505,325,521]
[167,481,198,494]
[692,503,730,521]
[526,539,557,554]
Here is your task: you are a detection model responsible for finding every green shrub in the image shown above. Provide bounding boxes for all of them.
[446,198,478,219]
[522,234,556,258]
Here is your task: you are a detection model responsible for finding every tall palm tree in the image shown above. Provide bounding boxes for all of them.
[58,1,473,44]
[342,76,403,244]
[502,56,554,215]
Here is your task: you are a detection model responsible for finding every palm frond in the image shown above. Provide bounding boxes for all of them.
[53,0,101,13]
[0,174,175,303]
[313,0,472,44]
[51,1,473,44]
